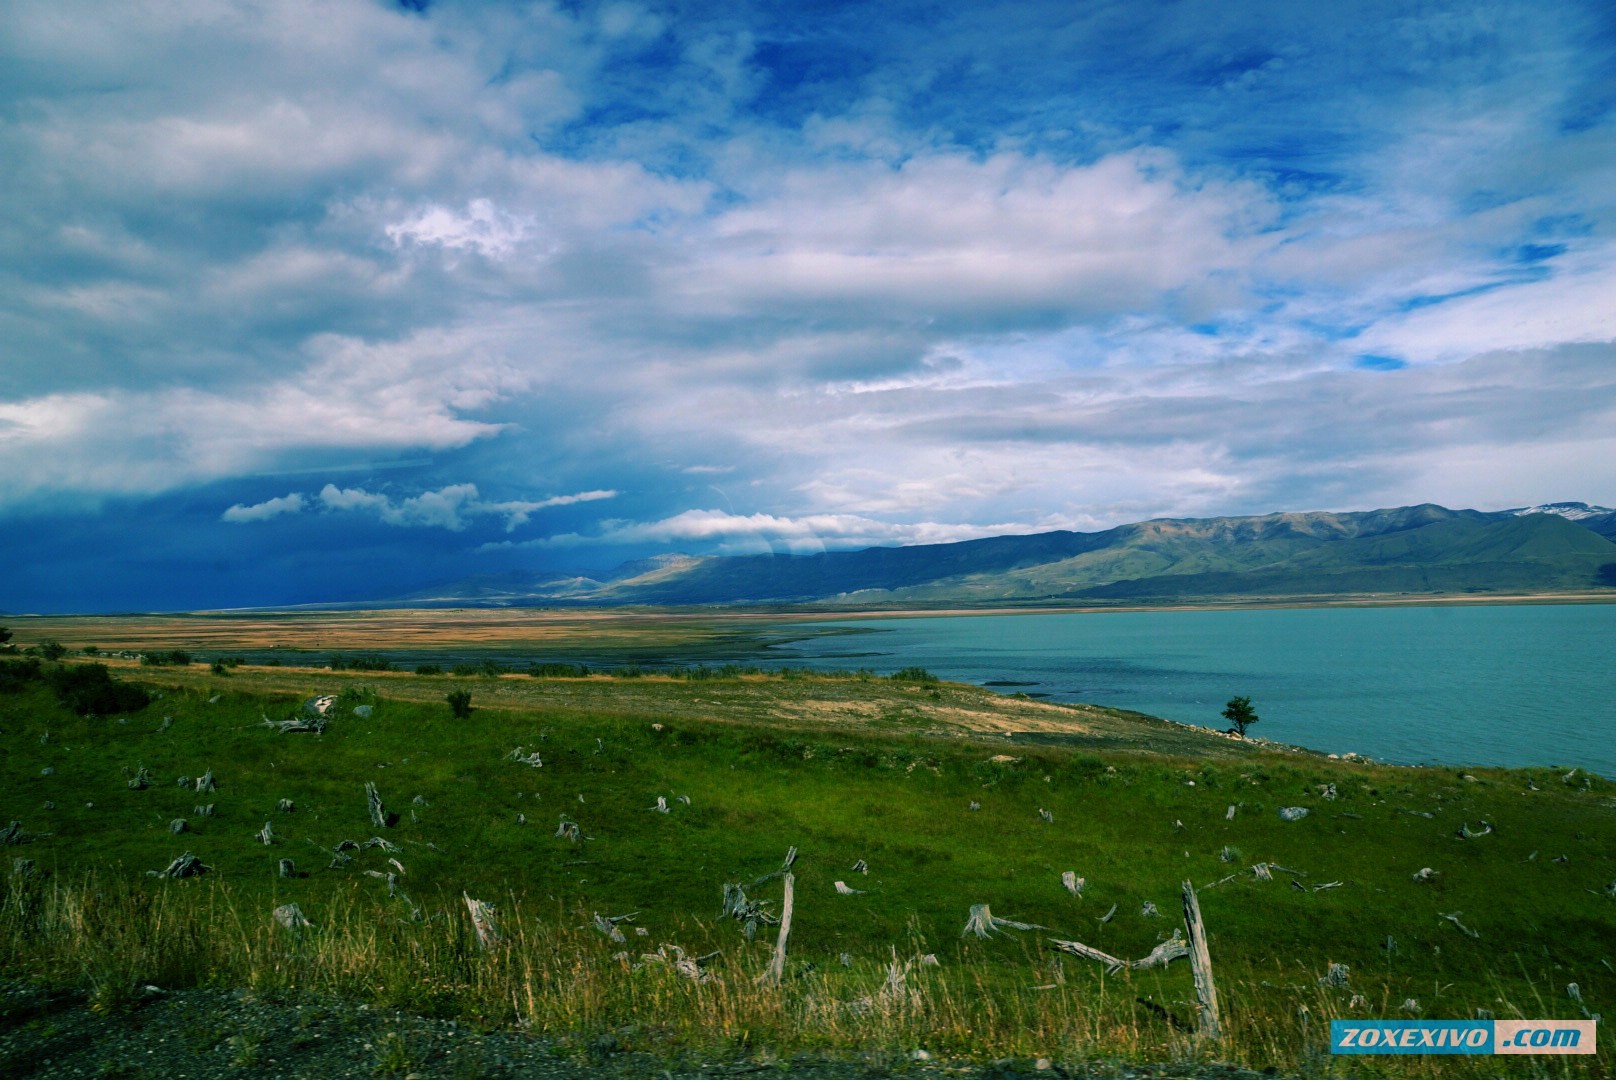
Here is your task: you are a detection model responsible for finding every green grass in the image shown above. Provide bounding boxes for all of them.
[2,659,1613,1074]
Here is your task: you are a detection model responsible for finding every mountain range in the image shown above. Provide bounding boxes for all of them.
[400,502,1616,608]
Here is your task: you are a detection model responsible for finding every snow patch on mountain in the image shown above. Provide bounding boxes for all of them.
[1511,502,1614,521]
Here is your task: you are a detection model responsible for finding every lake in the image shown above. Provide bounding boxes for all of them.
[767,603,1616,776]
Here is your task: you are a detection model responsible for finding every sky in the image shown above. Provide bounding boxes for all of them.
[3,0,1616,612]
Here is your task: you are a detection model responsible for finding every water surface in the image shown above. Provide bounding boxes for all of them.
[771,604,1616,775]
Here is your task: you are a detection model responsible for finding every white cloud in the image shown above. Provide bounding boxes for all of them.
[386,198,538,259]
[220,483,616,532]
[221,492,306,523]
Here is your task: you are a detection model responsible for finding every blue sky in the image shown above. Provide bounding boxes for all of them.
[3,0,1615,611]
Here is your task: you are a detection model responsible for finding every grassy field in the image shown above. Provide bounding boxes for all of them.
[1,645,1612,1075]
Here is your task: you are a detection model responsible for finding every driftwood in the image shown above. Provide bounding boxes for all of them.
[328,851,353,870]
[720,883,778,940]
[1457,821,1493,839]
[555,818,583,843]
[256,821,277,845]
[193,804,214,816]
[1312,880,1345,892]
[1038,808,1054,823]
[649,796,669,813]
[676,795,691,805]
[833,880,864,895]
[264,713,325,734]
[1099,903,1117,923]
[639,944,718,984]
[334,839,360,852]
[464,894,501,949]
[592,912,638,942]
[506,747,543,768]
[1182,880,1222,1040]
[169,819,187,834]
[149,851,208,879]
[758,871,796,987]
[127,766,152,791]
[412,795,428,807]
[362,836,400,853]
[12,858,37,880]
[273,902,311,932]
[749,846,798,887]
[851,859,868,875]
[1439,911,1480,939]
[968,801,981,811]
[1140,900,1162,918]
[365,782,388,829]
[277,799,295,813]
[0,821,34,846]
[1061,871,1084,895]
[1226,804,1237,820]
[1050,927,1189,974]
[194,770,216,793]
[176,776,190,788]
[1411,867,1438,883]
[1401,809,1435,819]
[961,903,1044,938]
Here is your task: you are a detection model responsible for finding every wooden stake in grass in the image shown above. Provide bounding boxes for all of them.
[759,870,795,987]
[1181,879,1221,1041]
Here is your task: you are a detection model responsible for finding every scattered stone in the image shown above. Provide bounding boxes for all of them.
[194,770,216,793]
[364,782,388,829]
[1412,867,1439,883]
[193,804,214,817]
[352,705,373,718]
[169,819,187,834]
[1278,806,1309,821]
[1061,871,1084,895]
[176,776,190,788]
[278,858,297,878]
[39,767,54,777]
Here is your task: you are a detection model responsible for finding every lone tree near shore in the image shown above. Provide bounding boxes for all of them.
[447,689,473,718]
[1221,696,1258,737]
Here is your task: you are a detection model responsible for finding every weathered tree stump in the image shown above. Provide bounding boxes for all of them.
[126,766,152,791]
[169,818,188,834]
[193,803,214,816]
[273,902,311,932]
[278,858,296,878]
[364,782,388,829]
[149,851,208,879]
[961,903,1044,938]
[1182,879,1221,1040]
[758,871,795,987]
[463,894,501,949]
[277,799,295,813]
[256,821,277,845]
[1061,871,1083,895]
[194,770,216,793]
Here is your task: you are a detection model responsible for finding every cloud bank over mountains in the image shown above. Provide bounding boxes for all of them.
[2,0,1614,609]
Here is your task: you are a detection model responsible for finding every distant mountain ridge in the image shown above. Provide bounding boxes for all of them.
[400,502,1616,608]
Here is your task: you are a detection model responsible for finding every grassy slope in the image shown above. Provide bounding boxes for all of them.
[3,661,1614,1072]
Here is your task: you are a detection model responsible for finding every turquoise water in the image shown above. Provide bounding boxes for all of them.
[771,604,1616,775]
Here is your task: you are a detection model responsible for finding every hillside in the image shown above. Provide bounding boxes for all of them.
[406,503,1616,608]
[2,657,1613,1073]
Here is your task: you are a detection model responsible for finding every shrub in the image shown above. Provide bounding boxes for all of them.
[327,653,394,672]
[47,663,151,716]
[446,689,473,718]
[889,666,939,684]
[0,658,43,693]
[140,649,193,667]
[414,664,442,676]
[81,645,100,656]
[529,663,591,678]
[37,640,68,661]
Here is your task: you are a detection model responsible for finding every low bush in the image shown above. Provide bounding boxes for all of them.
[140,649,193,667]
[45,663,150,715]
